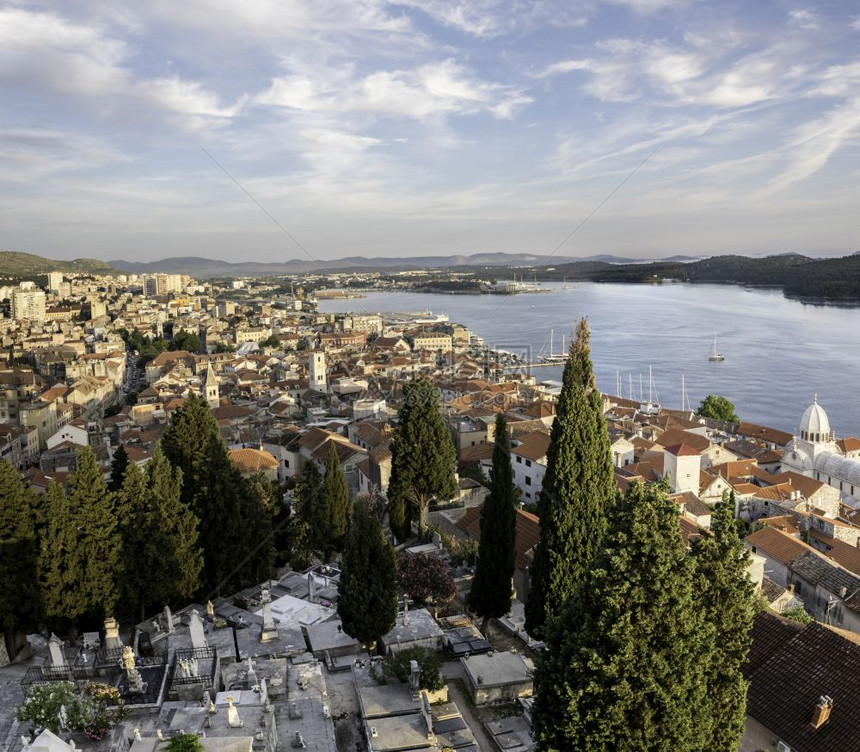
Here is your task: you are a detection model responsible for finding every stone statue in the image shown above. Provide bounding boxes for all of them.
[122,645,136,672]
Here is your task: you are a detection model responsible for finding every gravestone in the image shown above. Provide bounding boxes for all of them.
[162,605,175,634]
[189,609,208,650]
[48,634,65,667]
[260,589,278,643]
[104,617,122,650]
[247,657,258,688]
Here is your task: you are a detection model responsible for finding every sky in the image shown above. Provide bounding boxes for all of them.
[1,1,859,264]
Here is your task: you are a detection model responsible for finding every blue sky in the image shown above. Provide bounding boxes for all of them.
[1,0,859,263]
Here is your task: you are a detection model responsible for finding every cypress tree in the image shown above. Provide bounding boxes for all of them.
[338,499,398,649]
[40,481,79,626]
[40,448,121,625]
[467,414,517,635]
[322,442,351,560]
[533,482,712,751]
[118,448,203,620]
[117,461,150,618]
[293,460,323,565]
[0,460,42,643]
[692,491,756,751]
[68,447,121,618]
[162,394,272,594]
[148,446,203,601]
[525,318,614,639]
[387,376,457,540]
[108,445,129,492]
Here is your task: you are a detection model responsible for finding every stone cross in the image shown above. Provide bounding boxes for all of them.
[189,609,208,650]
[104,616,122,650]
[247,657,258,688]
[48,633,65,667]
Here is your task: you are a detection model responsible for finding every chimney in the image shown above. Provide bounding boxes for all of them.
[810,696,833,729]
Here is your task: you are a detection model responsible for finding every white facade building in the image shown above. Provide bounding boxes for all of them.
[11,286,46,322]
[782,396,860,507]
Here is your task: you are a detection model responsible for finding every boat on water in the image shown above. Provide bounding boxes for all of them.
[542,329,568,363]
[709,334,725,362]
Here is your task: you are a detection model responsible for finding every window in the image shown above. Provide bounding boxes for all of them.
[526,459,532,467]
[525,477,532,486]
[284,459,290,467]
[516,456,522,463]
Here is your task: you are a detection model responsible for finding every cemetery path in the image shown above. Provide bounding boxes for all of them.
[442,662,496,751]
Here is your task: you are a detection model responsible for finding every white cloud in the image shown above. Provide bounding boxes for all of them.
[138,77,246,118]
[391,0,590,37]
[0,127,126,177]
[811,61,860,97]
[0,8,128,96]
[257,60,531,120]
[788,8,820,30]
[605,0,692,13]
[0,8,243,130]
[762,98,860,193]
[540,35,811,110]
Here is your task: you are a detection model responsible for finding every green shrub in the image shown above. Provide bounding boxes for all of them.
[382,647,444,692]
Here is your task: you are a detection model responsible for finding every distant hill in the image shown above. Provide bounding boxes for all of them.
[107,251,686,277]
[0,251,117,278]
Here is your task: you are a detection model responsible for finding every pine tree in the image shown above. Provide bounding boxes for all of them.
[118,448,203,620]
[162,394,272,594]
[532,482,713,751]
[692,491,756,751]
[525,318,614,639]
[322,442,351,560]
[108,445,129,492]
[387,376,458,540]
[338,499,398,649]
[0,460,42,642]
[468,414,517,634]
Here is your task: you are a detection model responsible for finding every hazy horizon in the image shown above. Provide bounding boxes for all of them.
[2,1,859,263]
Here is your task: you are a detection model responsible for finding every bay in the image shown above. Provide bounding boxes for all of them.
[317,282,860,438]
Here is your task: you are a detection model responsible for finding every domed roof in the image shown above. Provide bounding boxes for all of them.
[800,395,831,440]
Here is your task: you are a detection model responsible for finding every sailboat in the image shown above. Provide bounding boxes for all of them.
[542,329,568,363]
[708,334,725,362]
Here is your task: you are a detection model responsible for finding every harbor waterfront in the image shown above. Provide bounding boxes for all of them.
[318,281,860,438]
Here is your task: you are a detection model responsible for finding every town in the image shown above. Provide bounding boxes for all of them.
[2,268,860,752]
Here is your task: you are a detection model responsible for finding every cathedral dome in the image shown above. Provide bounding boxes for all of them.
[800,395,831,442]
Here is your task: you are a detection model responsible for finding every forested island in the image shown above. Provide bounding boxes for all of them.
[532,252,860,304]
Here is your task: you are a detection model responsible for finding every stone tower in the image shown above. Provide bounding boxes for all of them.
[203,362,219,408]
[309,351,327,393]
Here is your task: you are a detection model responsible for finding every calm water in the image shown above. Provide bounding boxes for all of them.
[318,283,860,438]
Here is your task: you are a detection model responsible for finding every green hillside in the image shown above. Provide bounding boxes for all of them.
[0,251,117,278]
